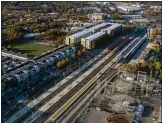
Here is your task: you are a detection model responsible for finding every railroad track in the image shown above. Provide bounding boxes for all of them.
[2,45,69,118]
[55,69,118,123]
[34,36,134,123]
[5,35,129,123]
[45,53,121,123]
[58,54,127,123]
[41,32,146,123]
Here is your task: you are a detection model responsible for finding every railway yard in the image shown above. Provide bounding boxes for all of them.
[2,1,162,123]
[2,23,157,123]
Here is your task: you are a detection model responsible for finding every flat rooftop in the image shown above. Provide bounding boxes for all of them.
[69,29,91,38]
[130,18,150,22]
[89,23,109,31]
[84,32,105,42]
[102,24,121,31]
[117,5,143,11]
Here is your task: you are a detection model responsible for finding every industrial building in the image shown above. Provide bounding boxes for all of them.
[65,22,110,46]
[65,22,123,47]
[117,5,144,13]
[65,30,92,46]
[129,18,150,27]
[81,32,106,49]
[88,22,110,33]
[101,24,122,35]
[122,15,142,20]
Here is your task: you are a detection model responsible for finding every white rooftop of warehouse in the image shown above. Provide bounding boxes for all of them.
[102,24,121,31]
[117,5,143,11]
[69,29,91,38]
[88,22,109,31]
[84,32,105,42]
[129,18,150,22]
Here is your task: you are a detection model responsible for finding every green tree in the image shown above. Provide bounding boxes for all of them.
[130,24,136,30]
[77,50,82,56]
[150,29,157,40]
[121,63,128,71]
[130,64,138,73]
[65,58,69,63]
[150,56,156,63]
[153,46,161,52]
[82,47,87,53]
[149,62,154,75]
[71,53,76,59]
[159,70,162,79]
[8,45,11,49]
[155,61,161,71]
[111,13,123,19]
[61,59,66,66]
[92,42,96,49]
[141,60,147,68]
[56,61,61,68]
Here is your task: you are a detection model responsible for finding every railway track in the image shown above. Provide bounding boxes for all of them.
[55,69,118,123]
[5,35,129,123]
[2,46,68,114]
[32,36,134,123]
[39,32,147,123]
[45,52,121,123]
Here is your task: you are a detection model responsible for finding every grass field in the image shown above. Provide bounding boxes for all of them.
[11,42,55,56]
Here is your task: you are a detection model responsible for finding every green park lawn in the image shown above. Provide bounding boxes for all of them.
[11,42,55,56]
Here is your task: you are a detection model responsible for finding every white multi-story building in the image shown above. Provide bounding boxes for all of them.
[122,14,142,20]
[65,30,92,46]
[88,22,110,33]
[81,32,106,49]
[101,24,122,35]
[117,5,144,13]
[65,22,111,46]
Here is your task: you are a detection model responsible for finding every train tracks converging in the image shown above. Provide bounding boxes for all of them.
[5,32,146,123]
[44,34,147,123]
[52,69,118,123]
[5,35,129,123]
[34,36,134,123]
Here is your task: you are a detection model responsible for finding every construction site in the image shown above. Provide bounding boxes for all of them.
[77,69,156,123]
